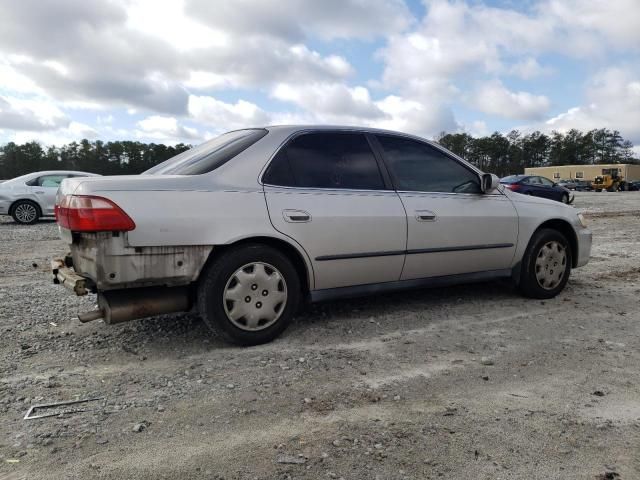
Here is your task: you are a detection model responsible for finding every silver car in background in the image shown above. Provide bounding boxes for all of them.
[0,170,99,224]
[51,126,591,345]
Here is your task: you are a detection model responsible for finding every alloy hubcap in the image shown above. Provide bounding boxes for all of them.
[223,262,287,331]
[15,203,37,223]
[535,241,567,290]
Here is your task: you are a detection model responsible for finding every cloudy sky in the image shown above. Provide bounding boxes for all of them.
[0,0,639,148]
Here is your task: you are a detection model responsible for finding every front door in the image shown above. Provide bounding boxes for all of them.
[372,134,518,280]
[263,131,407,290]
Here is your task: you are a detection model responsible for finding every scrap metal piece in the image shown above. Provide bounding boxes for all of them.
[51,259,88,296]
[24,397,104,420]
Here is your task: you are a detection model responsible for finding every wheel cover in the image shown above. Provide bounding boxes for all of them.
[534,241,567,290]
[14,203,37,223]
[222,262,287,331]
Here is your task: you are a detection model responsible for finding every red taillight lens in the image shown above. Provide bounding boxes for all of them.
[55,195,135,232]
[504,183,521,191]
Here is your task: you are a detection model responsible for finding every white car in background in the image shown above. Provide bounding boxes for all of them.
[0,171,100,224]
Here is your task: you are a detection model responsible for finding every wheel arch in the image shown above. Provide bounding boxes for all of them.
[533,219,578,268]
[202,235,313,295]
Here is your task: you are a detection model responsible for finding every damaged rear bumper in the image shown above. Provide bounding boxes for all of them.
[51,257,193,325]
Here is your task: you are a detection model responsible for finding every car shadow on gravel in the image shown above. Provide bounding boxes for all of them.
[87,279,519,355]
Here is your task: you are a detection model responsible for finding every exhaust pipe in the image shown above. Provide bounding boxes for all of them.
[77,286,191,325]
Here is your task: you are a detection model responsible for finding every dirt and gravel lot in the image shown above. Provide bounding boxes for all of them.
[1,192,639,480]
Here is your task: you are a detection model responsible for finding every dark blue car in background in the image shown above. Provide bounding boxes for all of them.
[500,175,574,204]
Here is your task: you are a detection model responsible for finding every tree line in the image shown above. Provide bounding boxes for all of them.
[0,128,638,179]
[0,139,190,179]
[438,128,638,177]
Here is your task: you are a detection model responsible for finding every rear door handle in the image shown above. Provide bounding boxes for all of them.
[283,209,311,223]
[415,210,437,222]
[35,191,45,194]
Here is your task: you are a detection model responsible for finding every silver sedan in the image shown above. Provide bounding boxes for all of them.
[0,170,99,224]
[52,126,591,345]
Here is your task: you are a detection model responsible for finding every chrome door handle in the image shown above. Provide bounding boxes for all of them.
[283,209,311,223]
[415,210,436,222]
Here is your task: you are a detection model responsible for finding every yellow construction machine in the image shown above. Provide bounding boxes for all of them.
[592,169,626,192]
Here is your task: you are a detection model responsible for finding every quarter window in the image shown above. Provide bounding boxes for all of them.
[375,135,481,193]
[263,132,385,190]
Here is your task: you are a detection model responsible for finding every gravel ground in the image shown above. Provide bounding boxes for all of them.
[1,192,639,480]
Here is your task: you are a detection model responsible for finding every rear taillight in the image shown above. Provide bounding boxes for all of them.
[504,183,521,191]
[55,195,135,232]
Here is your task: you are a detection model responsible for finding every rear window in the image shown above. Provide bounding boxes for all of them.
[144,129,267,175]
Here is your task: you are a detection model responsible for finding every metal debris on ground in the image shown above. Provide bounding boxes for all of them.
[23,397,104,420]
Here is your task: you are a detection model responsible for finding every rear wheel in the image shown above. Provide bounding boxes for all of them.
[197,244,301,346]
[11,200,40,224]
[519,228,571,299]
[561,193,569,204]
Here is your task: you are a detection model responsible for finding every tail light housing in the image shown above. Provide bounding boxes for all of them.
[504,183,521,192]
[55,195,135,232]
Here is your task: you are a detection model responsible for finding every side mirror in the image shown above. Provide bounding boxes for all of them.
[481,173,500,193]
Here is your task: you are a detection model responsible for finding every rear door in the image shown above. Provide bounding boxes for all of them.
[372,134,518,280]
[30,174,68,215]
[263,131,407,290]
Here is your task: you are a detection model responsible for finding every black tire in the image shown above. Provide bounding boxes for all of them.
[197,243,301,346]
[518,228,572,299]
[560,193,569,204]
[11,200,40,224]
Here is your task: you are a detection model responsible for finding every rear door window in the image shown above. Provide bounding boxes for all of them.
[263,132,385,190]
[27,175,68,187]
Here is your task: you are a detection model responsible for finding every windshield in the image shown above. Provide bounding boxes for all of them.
[144,128,268,175]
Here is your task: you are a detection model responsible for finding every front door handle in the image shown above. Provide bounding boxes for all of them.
[283,209,311,223]
[35,191,45,194]
[415,210,437,222]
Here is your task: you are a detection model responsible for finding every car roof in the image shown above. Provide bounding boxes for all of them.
[262,124,442,144]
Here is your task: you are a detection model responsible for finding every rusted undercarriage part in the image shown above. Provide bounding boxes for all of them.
[78,286,192,324]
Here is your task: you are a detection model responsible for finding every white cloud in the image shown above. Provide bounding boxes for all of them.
[135,115,200,142]
[508,57,552,79]
[542,0,640,52]
[373,95,458,138]
[185,0,413,41]
[126,0,226,51]
[271,82,457,138]
[0,96,69,131]
[271,83,386,122]
[11,121,97,145]
[473,81,551,120]
[543,66,640,143]
[188,95,271,132]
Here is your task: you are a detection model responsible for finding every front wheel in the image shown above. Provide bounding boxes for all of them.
[560,193,569,204]
[11,200,40,224]
[197,244,301,346]
[518,228,571,299]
